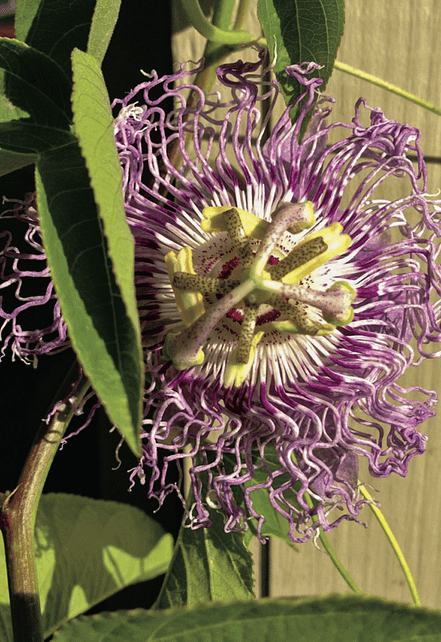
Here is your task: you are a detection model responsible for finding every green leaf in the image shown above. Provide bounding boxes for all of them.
[0,92,29,123]
[69,47,143,454]
[156,456,254,609]
[87,0,121,65]
[0,121,75,154]
[243,471,299,550]
[0,38,72,127]
[36,136,142,456]
[0,148,36,177]
[257,0,345,106]
[156,511,254,609]
[17,0,120,75]
[51,596,441,642]
[14,0,43,42]
[0,494,173,642]
[222,451,298,550]
[21,0,98,80]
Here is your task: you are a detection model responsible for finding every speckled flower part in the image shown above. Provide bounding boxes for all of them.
[113,52,441,542]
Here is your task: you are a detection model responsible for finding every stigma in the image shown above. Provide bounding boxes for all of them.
[163,202,354,387]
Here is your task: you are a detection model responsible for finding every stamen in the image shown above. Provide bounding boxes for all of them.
[165,248,205,327]
[269,237,328,281]
[224,208,254,265]
[237,304,259,363]
[224,330,264,388]
[173,272,240,294]
[201,206,269,239]
[281,224,351,285]
[164,201,354,383]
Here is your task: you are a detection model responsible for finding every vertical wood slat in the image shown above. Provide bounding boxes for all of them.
[171,0,441,606]
[271,0,441,607]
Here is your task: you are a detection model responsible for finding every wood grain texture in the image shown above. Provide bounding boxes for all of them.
[271,0,441,608]
[171,0,441,607]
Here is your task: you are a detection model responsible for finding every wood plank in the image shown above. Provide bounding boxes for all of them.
[271,0,441,607]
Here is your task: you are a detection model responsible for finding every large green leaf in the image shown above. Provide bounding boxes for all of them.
[0,121,75,154]
[0,91,29,123]
[21,0,97,79]
[0,38,72,127]
[257,0,345,106]
[70,47,143,453]
[155,509,254,609]
[52,596,441,641]
[0,494,173,642]
[14,0,44,42]
[156,457,254,609]
[36,138,142,455]
[87,0,121,65]
[18,0,120,76]
[0,148,36,176]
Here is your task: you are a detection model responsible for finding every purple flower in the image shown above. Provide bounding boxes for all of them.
[2,52,441,542]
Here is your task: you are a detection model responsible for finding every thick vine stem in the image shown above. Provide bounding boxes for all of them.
[0,364,90,642]
[180,0,254,44]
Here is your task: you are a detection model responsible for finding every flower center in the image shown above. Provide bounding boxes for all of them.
[163,202,355,387]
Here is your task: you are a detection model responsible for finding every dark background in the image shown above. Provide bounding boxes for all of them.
[0,0,184,612]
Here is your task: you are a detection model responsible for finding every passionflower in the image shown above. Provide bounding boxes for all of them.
[1,52,441,542]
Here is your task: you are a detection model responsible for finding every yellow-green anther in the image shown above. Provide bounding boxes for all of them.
[173,272,240,294]
[165,248,205,327]
[201,206,270,239]
[282,223,351,285]
[264,318,335,336]
[269,237,328,281]
[237,304,258,363]
[224,330,265,388]
[224,208,247,245]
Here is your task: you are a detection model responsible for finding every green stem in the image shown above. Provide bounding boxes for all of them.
[304,493,362,594]
[0,363,90,642]
[180,0,255,43]
[359,484,421,606]
[233,0,251,30]
[334,61,441,116]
